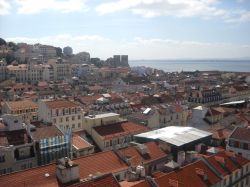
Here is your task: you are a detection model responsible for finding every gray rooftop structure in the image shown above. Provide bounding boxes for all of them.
[134,126,212,147]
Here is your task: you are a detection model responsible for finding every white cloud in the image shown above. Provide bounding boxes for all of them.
[15,0,88,14]
[6,35,250,60]
[96,0,227,18]
[0,0,11,15]
[226,11,250,23]
[96,0,250,23]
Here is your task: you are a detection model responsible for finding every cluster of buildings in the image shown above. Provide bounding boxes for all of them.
[0,40,250,187]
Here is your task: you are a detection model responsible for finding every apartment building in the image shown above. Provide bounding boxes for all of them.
[2,99,38,122]
[5,60,71,83]
[158,104,189,127]
[6,64,28,82]
[127,109,160,129]
[48,58,71,80]
[83,113,120,134]
[28,123,71,165]
[227,127,250,160]
[121,149,250,187]
[72,134,94,158]
[38,99,83,132]
[0,115,37,175]
[91,121,149,151]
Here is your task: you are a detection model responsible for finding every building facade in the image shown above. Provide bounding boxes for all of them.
[38,99,83,132]
[0,115,37,175]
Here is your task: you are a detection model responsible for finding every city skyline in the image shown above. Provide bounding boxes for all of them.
[1,0,250,60]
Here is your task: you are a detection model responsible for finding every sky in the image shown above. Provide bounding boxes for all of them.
[0,0,250,60]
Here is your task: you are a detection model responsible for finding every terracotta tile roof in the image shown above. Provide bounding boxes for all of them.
[118,142,168,167]
[206,108,222,116]
[93,122,149,140]
[0,163,57,187]
[31,125,63,141]
[229,127,250,142]
[205,150,249,177]
[79,95,101,105]
[46,100,79,109]
[120,180,149,187]
[70,173,120,187]
[212,128,232,140]
[72,135,93,150]
[5,99,38,111]
[154,159,222,187]
[122,149,249,187]
[0,151,128,187]
[7,64,27,71]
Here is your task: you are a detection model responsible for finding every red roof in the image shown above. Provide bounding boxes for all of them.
[230,127,250,142]
[118,142,168,167]
[155,159,222,187]
[72,135,93,150]
[0,151,128,187]
[205,150,249,177]
[70,173,120,187]
[46,100,79,109]
[93,122,149,140]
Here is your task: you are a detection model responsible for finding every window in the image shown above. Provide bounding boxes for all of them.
[78,123,81,128]
[223,179,227,186]
[72,116,75,121]
[60,118,63,123]
[234,141,240,148]
[115,175,120,181]
[72,124,75,129]
[21,164,26,170]
[0,155,5,163]
[78,115,81,120]
[105,141,109,147]
[53,118,56,123]
[235,171,238,179]
[243,143,248,150]
[66,117,69,122]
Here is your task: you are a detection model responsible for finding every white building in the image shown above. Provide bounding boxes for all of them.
[48,58,71,80]
[38,99,83,132]
[227,127,250,160]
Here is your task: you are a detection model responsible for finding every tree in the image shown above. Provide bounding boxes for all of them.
[7,42,18,51]
[63,46,73,56]
[0,38,7,46]
[56,47,63,57]
[5,54,16,65]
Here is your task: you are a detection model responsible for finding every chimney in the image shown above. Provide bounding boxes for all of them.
[56,157,80,185]
[129,142,149,155]
[195,168,208,181]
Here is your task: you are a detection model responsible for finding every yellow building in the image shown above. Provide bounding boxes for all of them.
[2,100,38,122]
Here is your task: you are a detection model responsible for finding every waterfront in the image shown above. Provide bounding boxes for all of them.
[129,60,250,72]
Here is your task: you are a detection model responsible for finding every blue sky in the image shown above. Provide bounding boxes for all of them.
[0,0,250,60]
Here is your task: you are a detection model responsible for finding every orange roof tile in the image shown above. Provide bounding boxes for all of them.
[93,122,149,140]
[6,100,38,111]
[72,135,93,150]
[0,151,128,187]
[118,142,168,167]
[46,100,79,109]
[205,150,249,177]
[70,173,120,187]
[155,159,222,187]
